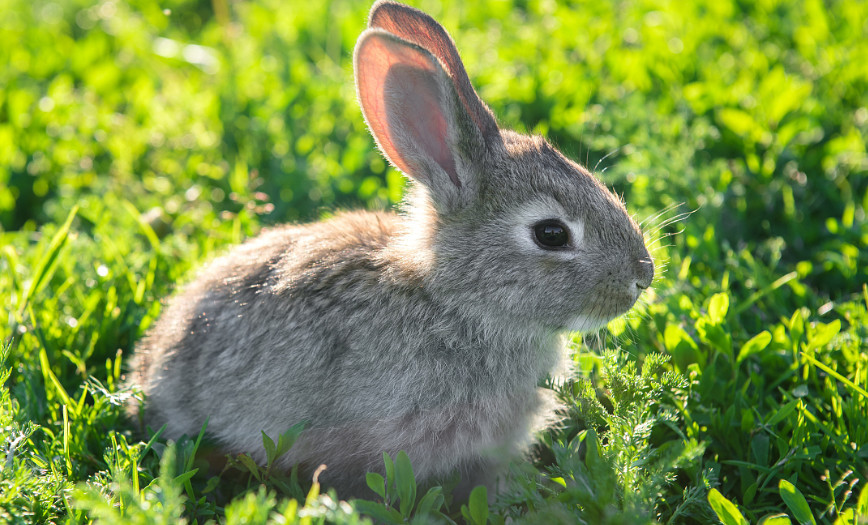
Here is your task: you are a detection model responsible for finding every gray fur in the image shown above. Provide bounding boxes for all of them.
[127,0,654,497]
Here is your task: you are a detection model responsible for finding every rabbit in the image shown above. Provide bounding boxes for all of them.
[126,0,654,499]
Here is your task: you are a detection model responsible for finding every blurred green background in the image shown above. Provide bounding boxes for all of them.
[2,0,865,305]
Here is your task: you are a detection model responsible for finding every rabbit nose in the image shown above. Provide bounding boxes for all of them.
[634,257,654,290]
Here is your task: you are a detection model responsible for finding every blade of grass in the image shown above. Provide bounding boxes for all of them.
[186,417,210,472]
[121,200,161,305]
[17,205,79,316]
[39,346,75,415]
[76,382,88,415]
[801,352,868,400]
[734,271,798,315]
[137,424,168,463]
[182,417,210,501]
[63,404,73,476]
[1,244,22,297]
[132,451,140,501]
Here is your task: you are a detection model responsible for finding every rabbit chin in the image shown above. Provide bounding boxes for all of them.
[563,313,616,333]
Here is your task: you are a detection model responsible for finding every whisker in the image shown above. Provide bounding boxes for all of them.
[641,212,695,240]
[652,210,694,228]
[647,229,686,244]
[648,212,695,233]
[644,212,695,236]
[640,202,683,227]
[648,243,674,253]
[594,145,626,173]
[642,203,685,227]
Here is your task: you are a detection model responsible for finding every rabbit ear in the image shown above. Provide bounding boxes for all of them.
[367,1,499,141]
[355,29,483,197]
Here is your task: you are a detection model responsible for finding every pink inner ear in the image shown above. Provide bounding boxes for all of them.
[388,64,458,185]
[368,2,499,140]
[357,34,460,187]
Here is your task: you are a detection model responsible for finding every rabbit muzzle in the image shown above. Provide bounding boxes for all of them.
[634,252,655,290]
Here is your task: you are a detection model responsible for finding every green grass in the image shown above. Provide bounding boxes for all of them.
[1,0,867,522]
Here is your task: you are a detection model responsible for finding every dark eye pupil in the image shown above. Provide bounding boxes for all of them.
[534,221,568,248]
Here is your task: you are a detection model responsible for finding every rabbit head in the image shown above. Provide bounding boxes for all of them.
[357,1,653,335]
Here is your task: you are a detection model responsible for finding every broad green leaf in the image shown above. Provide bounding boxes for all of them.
[708,488,748,525]
[737,330,772,364]
[468,485,489,525]
[664,324,695,351]
[416,486,444,517]
[779,479,817,525]
[202,476,221,495]
[366,472,386,500]
[395,451,416,517]
[276,422,305,459]
[806,320,841,351]
[237,454,262,482]
[383,452,396,500]
[696,317,733,354]
[261,431,277,466]
[354,500,403,524]
[583,429,603,470]
[708,293,730,324]
[664,324,701,371]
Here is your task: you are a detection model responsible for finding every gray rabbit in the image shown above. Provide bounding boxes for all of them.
[127,0,654,498]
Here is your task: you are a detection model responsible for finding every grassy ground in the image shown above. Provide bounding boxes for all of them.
[1,0,867,523]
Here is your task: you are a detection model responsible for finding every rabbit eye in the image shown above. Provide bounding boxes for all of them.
[533,220,569,249]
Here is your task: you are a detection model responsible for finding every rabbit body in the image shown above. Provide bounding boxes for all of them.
[131,205,560,489]
[128,0,654,496]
